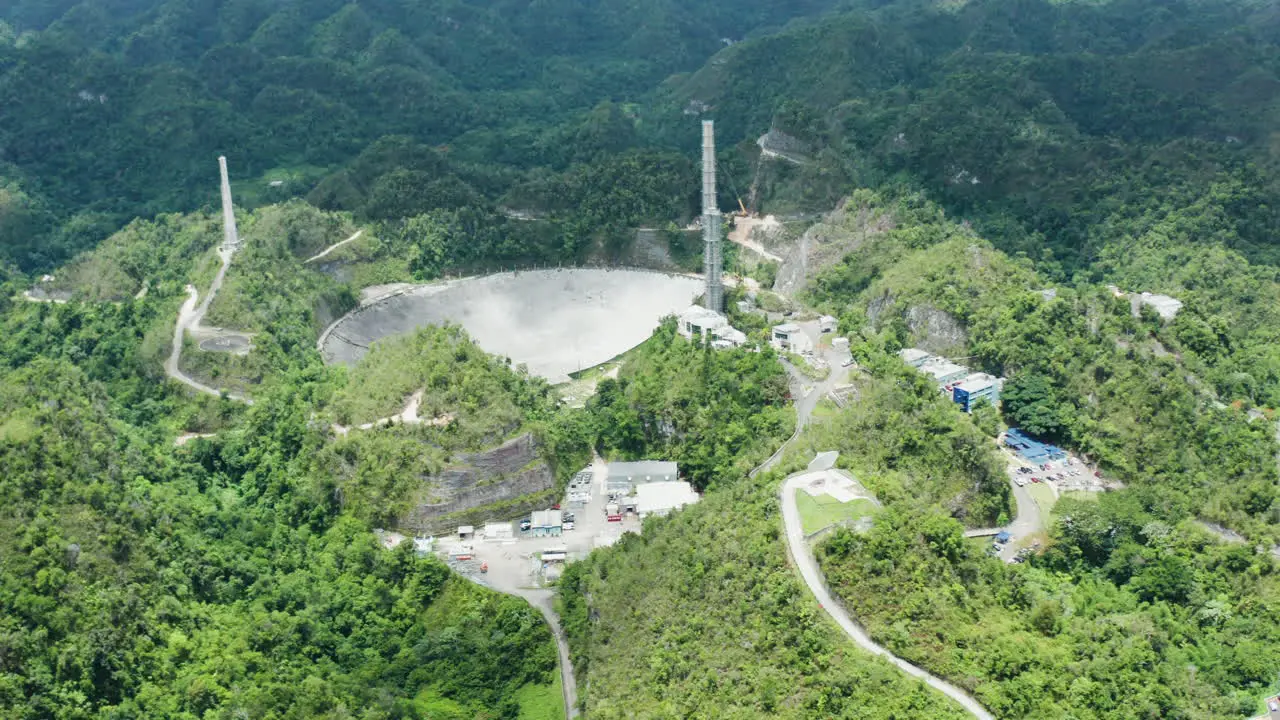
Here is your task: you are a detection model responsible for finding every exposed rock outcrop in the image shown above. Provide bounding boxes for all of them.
[400,432,556,534]
[773,204,894,297]
[867,292,968,355]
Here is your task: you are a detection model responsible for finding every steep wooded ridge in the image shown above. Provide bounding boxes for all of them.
[657,0,1280,271]
[0,0,839,269]
[2,0,1280,718]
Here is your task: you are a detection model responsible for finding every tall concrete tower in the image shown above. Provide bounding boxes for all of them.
[701,120,723,313]
[218,156,239,250]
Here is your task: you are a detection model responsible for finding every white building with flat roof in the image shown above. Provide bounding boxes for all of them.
[771,323,812,353]
[819,315,838,333]
[634,481,700,518]
[920,358,969,386]
[898,348,933,368]
[677,305,746,348]
[607,461,678,494]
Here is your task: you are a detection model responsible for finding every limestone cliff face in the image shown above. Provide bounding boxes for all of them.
[399,432,556,533]
[773,203,894,297]
[867,292,968,355]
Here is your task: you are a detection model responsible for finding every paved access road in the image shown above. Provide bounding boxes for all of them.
[754,319,994,720]
[780,473,995,720]
[455,458,628,720]
[165,280,254,404]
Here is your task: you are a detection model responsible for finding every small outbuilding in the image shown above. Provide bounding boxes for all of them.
[1135,292,1183,321]
[819,315,838,333]
[530,509,562,537]
[456,525,474,540]
[540,547,569,563]
[771,323,812,353]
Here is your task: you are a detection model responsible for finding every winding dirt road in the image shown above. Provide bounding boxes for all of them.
[165,240,256,403]
[304,229,363,264]
[165,282,254,404]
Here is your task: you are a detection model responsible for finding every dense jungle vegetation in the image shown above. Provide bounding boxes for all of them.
[0,293,571,717]
[585,319,793,490]
[0,0,840,269]
[4,0,1280,717]
[797,191,1280,718]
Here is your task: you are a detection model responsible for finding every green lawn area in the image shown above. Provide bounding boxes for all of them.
[796,491,878,535]
[515,671,563,720]
[809,397,841,421]
[1050,489,1100,525]
[1026,482,1057,518]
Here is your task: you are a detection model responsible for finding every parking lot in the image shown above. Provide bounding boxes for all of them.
[1010,455,1095,492]
[986,431,1118,562]
[436,458,641,594]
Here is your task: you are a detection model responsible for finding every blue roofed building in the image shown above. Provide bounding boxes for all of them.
[1004,428,1067,462]
[953,373,1002,412]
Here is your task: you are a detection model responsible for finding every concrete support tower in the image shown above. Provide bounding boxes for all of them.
[701,121,723,313]
[218,156,239,250]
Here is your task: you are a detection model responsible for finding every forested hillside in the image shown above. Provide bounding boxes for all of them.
[0,285,584,716]
[4,0,1280,717]
[797,190,1280,718]
[559,332,995,718]
[0,0,841,270]
[655,0,1280,273]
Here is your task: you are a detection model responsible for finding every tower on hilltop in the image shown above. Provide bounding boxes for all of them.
[701,120,723,313]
